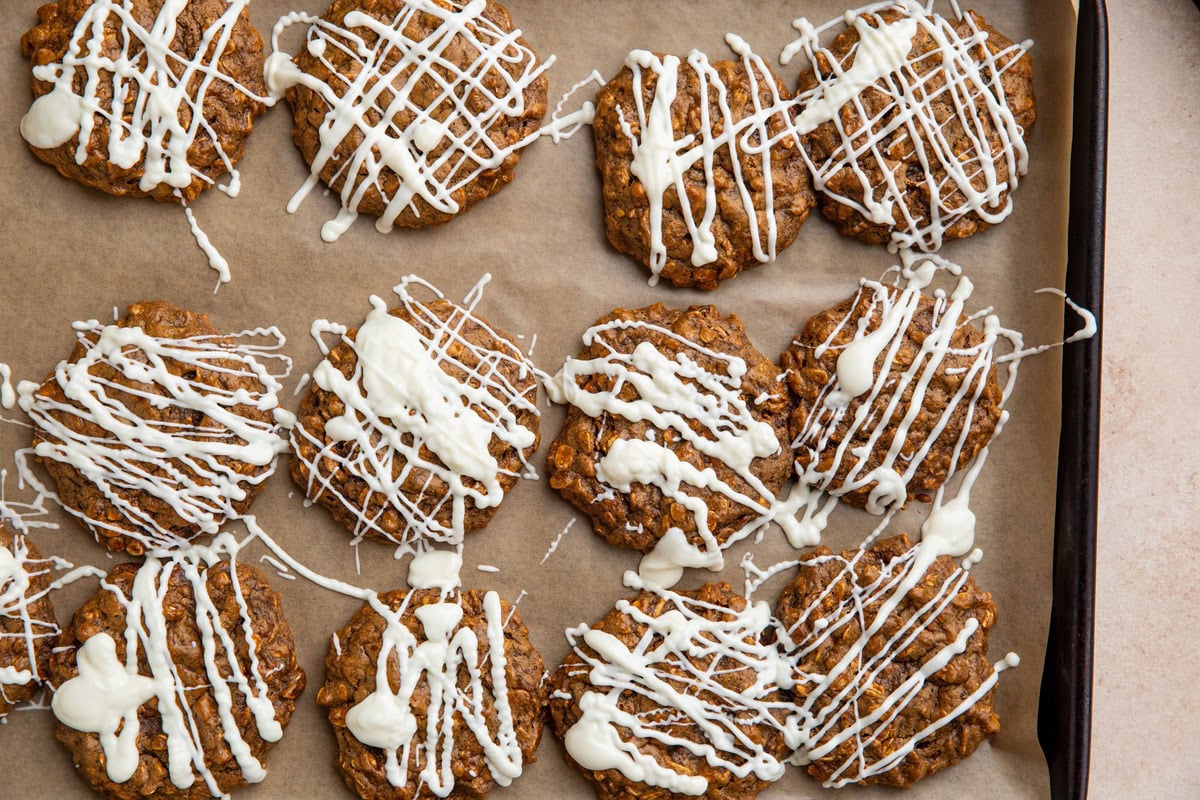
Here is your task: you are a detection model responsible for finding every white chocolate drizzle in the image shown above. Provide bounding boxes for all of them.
[19,0,270,283]
[15,318,291,554]
[0,365,16,410]
[540,517,577,565]
[560,577,790,796]
[266,0,554,241]
[545,317,794,587]
[614,37,796,285]
[290,274,539,553]
[780,1,1034,252]
[50,538,290,793]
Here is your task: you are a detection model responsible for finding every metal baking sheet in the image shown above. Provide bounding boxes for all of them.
[0,1,1093,799]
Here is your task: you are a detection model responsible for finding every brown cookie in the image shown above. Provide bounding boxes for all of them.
[776,534,1001,787]
[317,588,547,800]
[781,284,1003,509]
[594,52,815,289]
[28,301,282,556]
[290,299,540,547]
[283,0,549,229]
[49,557,305,800]
[796,8,1036,248]
[0,527,59,718]
[547,304,792,555]
[549,582,790,800]
[20,0,267,202]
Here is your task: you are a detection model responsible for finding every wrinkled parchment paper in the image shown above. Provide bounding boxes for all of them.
[0,1,1077,798]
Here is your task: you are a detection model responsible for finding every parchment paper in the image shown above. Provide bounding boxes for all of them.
[0,1,1078,798]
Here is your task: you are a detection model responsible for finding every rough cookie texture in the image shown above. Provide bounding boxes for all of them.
[0,527,58,718]
[781,286,1003,507]
[286,0,549,229]
[317,588,547,800]
[775,534,1000,787]
[547,304,792,554]
[549,582,790,800]
[594,55,815,289]
[797,9,1036,246]
[20,0,267,202]
[30,301,278,556]
[50,559,305,800]
[290,299,540,545]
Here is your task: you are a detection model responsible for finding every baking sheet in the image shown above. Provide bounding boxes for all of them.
[0,1,1078,798]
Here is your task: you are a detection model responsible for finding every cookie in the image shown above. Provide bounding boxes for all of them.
[549,582,790,800]
[317,588,547,800]
[268,0,550,239]
[290,281,540,549]
[49,555,305,800]
[23,301,288,556]
[594,46,815,289]
[546,304,792,583]
[20,0,267,202]
[775,534,1005,788]
[788,6,1036,250]
[781,279,1004,512]
[0,527,59,719]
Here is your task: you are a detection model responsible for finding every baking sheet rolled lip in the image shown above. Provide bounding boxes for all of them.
[0,0,1084,798]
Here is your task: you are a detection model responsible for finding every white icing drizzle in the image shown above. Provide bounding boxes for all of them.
[614,37,796,285]
[543,71,605,143]
[19,0,270,283]
[545,317,793,587]
[0,365,15,410]
[540,517,577,565]
[407,548,464,591]
[16,318,291,554]
[770,534,1018,787]
[291,274,539,553]
[344,588,526,796]
[780,1,1034,252]
[50,539,290,794]
[182,202,232,287]
[52,633,158,782]
[560,577,790,796]
[266,0,554,241]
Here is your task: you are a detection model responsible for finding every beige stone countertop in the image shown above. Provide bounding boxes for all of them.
[1093,0,1200,796]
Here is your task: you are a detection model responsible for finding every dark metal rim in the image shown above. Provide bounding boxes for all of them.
[1037,1,1107,799]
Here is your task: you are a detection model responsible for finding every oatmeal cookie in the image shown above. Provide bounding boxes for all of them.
[290,298,540,547]
[0,527,59,718]
[280,0,549,230]
[20,0,267,202]
[317,588,547,800]
[49,557,305,800]
[782,284,1003,509]
[27,301,282,556]
[594,50,815,289]
[775,534,1001,787]
[795,7,1036,249]
[549,582,790,800]
[547,304,792,556]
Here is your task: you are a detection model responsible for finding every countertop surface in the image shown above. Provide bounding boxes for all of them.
[1093,0,1200,796]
